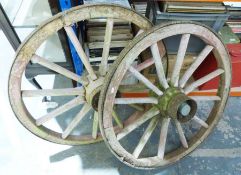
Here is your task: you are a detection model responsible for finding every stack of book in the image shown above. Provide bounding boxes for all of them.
[160,1,225,14]
[83,0,134,66]
[132,1,147,16]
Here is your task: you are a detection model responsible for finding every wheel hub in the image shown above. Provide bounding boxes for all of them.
[85,76,104,111]
[156,87,197,123]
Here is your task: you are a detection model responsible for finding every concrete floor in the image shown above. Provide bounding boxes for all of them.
[1,29,241,175]
[1,1,241,175]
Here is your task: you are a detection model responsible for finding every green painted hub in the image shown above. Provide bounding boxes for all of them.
[155,87,182,116]
[154,87,197,123]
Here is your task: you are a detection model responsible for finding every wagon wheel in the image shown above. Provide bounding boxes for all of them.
[99,22,231,168]
[8,4,165,145]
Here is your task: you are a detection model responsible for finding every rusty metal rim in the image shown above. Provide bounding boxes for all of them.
[8,4,154,145]
[99,21,231,169]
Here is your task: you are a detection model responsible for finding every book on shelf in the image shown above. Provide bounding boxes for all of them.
[159,1,226,14]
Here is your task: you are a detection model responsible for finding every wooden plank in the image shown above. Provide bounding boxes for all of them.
[87,40,130,49]
[87,33,133,42]
[87,28,131,36]
[89,56,117,63]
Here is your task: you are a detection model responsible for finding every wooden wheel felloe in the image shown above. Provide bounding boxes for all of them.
[99,21,231,169]
[8,4,157,145]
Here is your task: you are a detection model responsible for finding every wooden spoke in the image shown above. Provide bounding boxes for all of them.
[179,45,214,88]
[31,55,88,85]
[193,116,209,128]
[114,97,158,104]
[92,111,99,139]
[128,104,144,111]
[150,43,169,89]
[184,69,224,94]
[36,96,85,126]
[125,58,154,79]
[135,29,144,37]
[174,119,188,148]
[62,104,91,139]
[129,66,163,96]
[112,110,124,129]
[170,34,190,86]
[116,107,160,140]
[64,26,97,80]
[135,58,154,72]
[22,87,85,97]
[189,96,221,101]
[133,117,159,158]
[99,18,114,76]
[157,117,170,159]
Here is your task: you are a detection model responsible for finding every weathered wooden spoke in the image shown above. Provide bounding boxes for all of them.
[64,26,97,80]
[192,116,209,128]
[135,58,154,72]
[114,97,158,104]
[99,22,231,168]
[99,18,114,76]
[36,96,85,126]
[157,118,170,159]
[133,117,159,158]
[31,55,88,85]
[92,111,99,139]
[62,104,91,139]
[9,4,154,145]
[116,107,160,140]
[129,66,163,96]
[125,58,154,79]
[128,104,144,112]
[151,43,169,89]
[171,34,190,86]
[174,119,188,148]
[22,87,85,97]
[179,45,214,88]
[112,109,124,129]
[184,69,224,94]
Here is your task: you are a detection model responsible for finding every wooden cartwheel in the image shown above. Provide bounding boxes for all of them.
[8,3,231,169]
[99,21,231,169]
[8,4,167,145]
